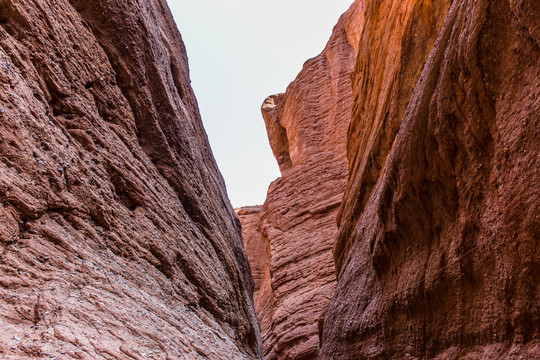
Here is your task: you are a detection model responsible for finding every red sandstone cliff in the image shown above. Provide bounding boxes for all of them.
[0,0,262,358]
[238,3,363,359]
[321,0,539,358]
[241,0,539,359]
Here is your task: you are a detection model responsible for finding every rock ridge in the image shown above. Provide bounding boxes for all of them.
[239,2,363,359]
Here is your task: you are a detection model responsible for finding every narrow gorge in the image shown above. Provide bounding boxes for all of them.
[1,0,539,359]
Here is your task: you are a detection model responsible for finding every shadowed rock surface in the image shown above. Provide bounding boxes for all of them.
[236,206,265,293]
[321,0,540,358]
[238,2,363,359]
[0,0,262,358]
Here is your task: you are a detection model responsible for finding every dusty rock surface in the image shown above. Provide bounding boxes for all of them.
[0,0,262,359]
[238,3,363,359]
[321,0,540,358]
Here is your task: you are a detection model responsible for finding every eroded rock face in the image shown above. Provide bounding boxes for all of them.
[321,0,540,358]
[241,0,538,358]
[0,0,262,358]
[238,3,363,359]
[236,206,265,293]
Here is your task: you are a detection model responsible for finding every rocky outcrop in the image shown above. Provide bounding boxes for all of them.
[238,3,363,359]
[0,0,262,359]
[321,0,540,358]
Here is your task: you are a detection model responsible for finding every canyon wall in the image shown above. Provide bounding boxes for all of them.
[238,2,363,359]
[0,0,262,359]
[242,0,539,359]
[321,0,539,358]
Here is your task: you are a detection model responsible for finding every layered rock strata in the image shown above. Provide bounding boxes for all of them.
[321,0,540,358]
[0,0,262,359]
[238,2,363,359]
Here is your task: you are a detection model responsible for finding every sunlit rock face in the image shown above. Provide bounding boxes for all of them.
[0,0,263,358]
[238,2,363,359]
[243,0,539,359]
[321,0,540,358]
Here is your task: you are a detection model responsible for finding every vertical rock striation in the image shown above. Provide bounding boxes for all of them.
[0,0,262,358]
[238,2,363,359]
[335,0,452,271]
[242,0,538,358]
[321,0,540,358]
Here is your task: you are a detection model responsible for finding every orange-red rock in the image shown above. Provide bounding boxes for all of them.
[335,0,452,274]
[242,0,539,358]
[321,0,540,358]
[0,0,262,359]
[238,3,363,359]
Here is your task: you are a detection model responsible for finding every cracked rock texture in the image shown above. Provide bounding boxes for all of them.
[238,2,363,359]
[0,0,262,359]
[321,0,540,359]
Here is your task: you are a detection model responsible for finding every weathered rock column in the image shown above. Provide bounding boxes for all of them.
[238,2,363,359]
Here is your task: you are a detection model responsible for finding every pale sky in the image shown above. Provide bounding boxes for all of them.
[168,0,354,207]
